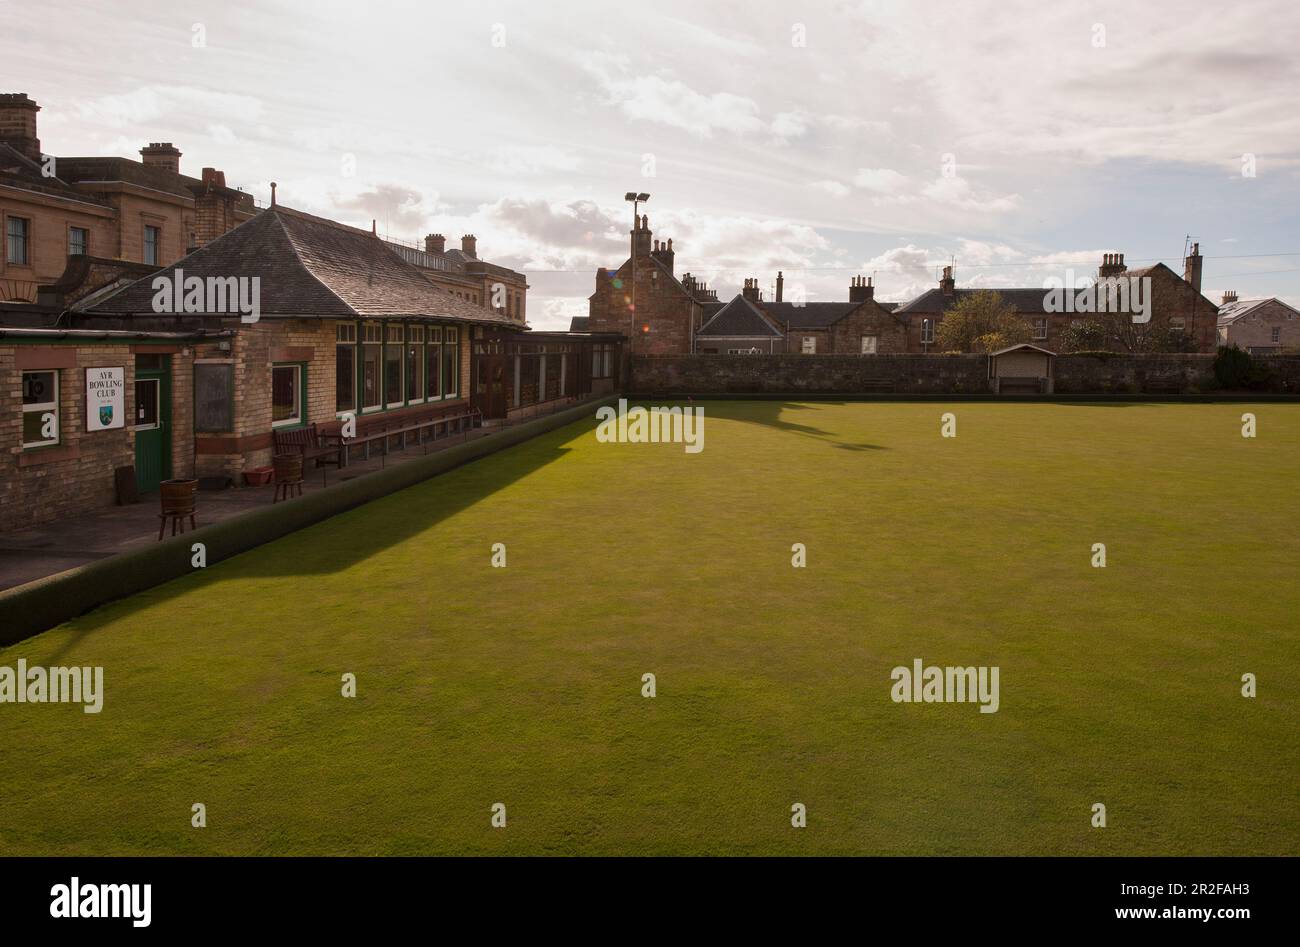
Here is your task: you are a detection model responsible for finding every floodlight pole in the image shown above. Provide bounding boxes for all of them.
[625,192,649,356]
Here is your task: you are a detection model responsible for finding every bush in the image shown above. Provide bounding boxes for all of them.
[1214,345,1253,389]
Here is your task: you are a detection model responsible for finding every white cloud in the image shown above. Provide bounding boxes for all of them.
[852,168,909,194]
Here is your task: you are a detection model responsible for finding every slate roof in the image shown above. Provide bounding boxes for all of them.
[893,287,1061,316]
[761,301,859,328]
[1217,297,1300,324]
[697,295,783,338]
[0,143,111,207]
[89,205,513,323]
[568,316,590,331]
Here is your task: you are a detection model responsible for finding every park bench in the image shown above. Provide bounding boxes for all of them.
[860,379,895,393]
[272,422,343,468]
[319,404,483,467]
[997,377,1044,394]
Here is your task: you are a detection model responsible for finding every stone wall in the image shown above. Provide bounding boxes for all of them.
[631,353,1300,395]
[631,354,990,394]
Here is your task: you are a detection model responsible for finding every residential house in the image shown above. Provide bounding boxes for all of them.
[1217,292,1300,353]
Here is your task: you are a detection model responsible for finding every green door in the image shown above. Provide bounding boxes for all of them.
[134,359,172,493]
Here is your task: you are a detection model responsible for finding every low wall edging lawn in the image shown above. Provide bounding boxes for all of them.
[0,397,617,646]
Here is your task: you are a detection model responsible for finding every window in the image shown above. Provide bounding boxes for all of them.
[1272,326,1282,343]
[6,217,30,265]
[134,378,160,428]
[272,364,302,427]
[728,347,762,355]
[68,226,89,257]
[22,370,59,447]
[361,323,382,411]
[1169,316,1186,331]
[385,325,404,407]
[802,336,816,354]
[426,327,443,400]
[861,335,878,355]
[592,343,613,378]
[406,324,424,403]
[1032,318,1048,340]
[443,327,459,398]
[143,225,161,265]
[921,319,934,345]
[336,323,357,413]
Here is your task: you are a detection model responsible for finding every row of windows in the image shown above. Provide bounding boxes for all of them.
[4,217,158,266]
[331,321,461,420]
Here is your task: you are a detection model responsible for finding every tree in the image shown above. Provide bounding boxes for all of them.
[1058,319,1107,353]
[934,291,1031,353]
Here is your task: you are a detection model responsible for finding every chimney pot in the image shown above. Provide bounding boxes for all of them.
[425,233,445,254]
[140,141,182,174]
[0,93,42,162]
[461,234,477,258]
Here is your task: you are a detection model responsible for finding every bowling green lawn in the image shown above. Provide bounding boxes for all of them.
[1,401,1296,856]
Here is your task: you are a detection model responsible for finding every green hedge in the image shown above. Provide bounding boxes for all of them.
[0,398,615,646]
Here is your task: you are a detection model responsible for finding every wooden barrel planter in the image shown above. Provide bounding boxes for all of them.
[272,453,304,503]
[157,478,198,540]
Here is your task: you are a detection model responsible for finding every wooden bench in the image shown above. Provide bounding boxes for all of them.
[998,377,1044,394]
[272,423,342,468]
[320,405,483,467]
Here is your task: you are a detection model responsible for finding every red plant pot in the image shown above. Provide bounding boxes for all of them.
[242,466,274,486]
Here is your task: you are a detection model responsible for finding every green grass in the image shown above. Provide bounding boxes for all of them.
[1,401,1296,856]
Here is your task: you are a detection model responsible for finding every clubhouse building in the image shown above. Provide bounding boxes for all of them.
[0,203,622,532]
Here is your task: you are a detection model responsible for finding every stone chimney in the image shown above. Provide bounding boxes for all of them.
[0,93,42,162]
[742,277,762,302]
[651,236,675,274]
[461,234,477,258]
[425,234,445,255]
[1222,290,1238,306]
[775,271,784,303]
[140,142,182,174]
[1184,242,1203,293]
[849,275,874,303]
[632,214,652,257]
[200,167,226,189]
[1098,252,1127,278]
[940,265,955,295]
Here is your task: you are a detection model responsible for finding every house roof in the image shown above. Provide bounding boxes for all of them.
[760,301,858,328]
[697,295,784,338]
[568,316,590,331]
[989,342,1057,358]
[1217,297,1300,324]
[895,264,1220,317]
[0,143,111,207]
[88,205,514,323]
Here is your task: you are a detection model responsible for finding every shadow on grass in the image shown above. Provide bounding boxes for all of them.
[46,429,580,649]
[696,399,887,450]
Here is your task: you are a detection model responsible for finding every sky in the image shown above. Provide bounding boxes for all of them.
[5,0,1299,329]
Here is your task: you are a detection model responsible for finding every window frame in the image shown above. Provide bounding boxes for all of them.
[801,336,817,354]
[335,322,358,416]
[6,216,31,266]
[143,224,161,266]
[68,226,89,257]
[21,369,60,448]
[1032,317,1048,341]
[861,335,878,355]
[271,362,305,429]
[384,324,405,409]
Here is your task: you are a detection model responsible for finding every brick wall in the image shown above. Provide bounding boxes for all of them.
[588,253,702,355]
[0,342,196,532]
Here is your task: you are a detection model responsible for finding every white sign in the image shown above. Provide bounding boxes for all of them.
[86,366,125,431]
